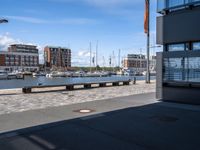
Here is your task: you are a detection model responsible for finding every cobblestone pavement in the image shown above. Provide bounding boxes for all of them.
[0,81,155,115]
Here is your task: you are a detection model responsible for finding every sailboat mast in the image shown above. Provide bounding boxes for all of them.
[118,49,121,68]
[96,41,98,71]
[90,42,92,73]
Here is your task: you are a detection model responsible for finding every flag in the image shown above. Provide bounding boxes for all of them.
[92,56,95,64]
[144,0,149,34]
[109,57,111,65]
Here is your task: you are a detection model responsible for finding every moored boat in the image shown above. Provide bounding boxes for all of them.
[33,72,46,77]
[8,71,23,79]
[0,71,8,79]
[46,71,65,78]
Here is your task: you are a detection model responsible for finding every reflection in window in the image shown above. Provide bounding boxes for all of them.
[185,43,190,51]
[164,58,184,81]
[164,57,200,83]
[188,57,200,82]
[168,0,185,7]
[168,43,185,51]
[157,0,166,12]
[193,42,200,50]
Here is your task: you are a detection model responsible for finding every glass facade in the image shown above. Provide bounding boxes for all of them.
[193,42,200,50]
[164,57,200,82]
[168,0,185,8]
[164,58,184,81]
[157,0,166,12]
[157,0,200,12]
[188,57,200,82]
[168,43,185,51]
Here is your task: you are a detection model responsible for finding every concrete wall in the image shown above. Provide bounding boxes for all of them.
[156,52,163,99]
[163,86,200,105]
[157,7,200,45]
[156,16,164,45]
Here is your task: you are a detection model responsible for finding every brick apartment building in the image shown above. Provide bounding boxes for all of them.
[44,46,71,70]
[123,54,147,72]
[0,44,39,72]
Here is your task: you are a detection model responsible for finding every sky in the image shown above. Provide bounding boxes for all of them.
[0,0,160,66]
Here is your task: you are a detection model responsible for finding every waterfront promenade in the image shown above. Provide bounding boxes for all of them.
[0,80,155,115]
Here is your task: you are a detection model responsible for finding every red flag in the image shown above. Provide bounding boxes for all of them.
[144,0,149,34]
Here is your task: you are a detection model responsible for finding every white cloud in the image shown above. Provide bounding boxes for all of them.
[84,0,141,8]
[6,16,48,24]
[0,33,45,64]
[78,50,91,57]
[49,0,141,8]
[0,33,21,51]
[72,50,97,66]
[72,59,89,67]
[60,18,100,25]
[6,15,100,25]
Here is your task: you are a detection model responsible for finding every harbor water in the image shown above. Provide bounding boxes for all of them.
[0,76,156,89]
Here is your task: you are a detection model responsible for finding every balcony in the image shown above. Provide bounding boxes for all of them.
[157,0,200,13]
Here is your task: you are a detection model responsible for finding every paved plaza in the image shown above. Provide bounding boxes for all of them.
[0,81,155,115]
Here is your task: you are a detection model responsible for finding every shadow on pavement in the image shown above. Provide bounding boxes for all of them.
[0,102,200,150]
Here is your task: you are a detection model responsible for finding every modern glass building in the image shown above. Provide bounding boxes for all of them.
[156,0,200,104]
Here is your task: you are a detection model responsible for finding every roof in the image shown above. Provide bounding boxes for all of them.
[45,46,71,50]
[10,44,37,48]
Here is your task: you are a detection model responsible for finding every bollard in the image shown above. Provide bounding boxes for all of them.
[99,83,106,87]
[123,81,129,85]
[66,85,74,91]
[133,77,136,84]
[84,84,92,88]
[113,82,119,86]
[22,88,32,93]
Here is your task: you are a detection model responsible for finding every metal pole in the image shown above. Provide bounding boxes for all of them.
[96,41,98,69]
[90,42,92,73]
[140,48,142,73]
[118,49,121,68]
[146,0,150,83]
[103,56,105,71]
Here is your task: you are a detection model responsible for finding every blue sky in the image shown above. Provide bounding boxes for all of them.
[0,0,160,66]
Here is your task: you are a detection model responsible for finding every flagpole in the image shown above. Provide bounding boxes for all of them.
[146,0,150,84]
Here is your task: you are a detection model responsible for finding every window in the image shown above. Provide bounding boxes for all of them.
[168,0,185,8]
[193,42,200,50]
[164,58,185,81]
[168,43,185,51]
[157,0,166,12]
[164,57,200,83]
[188,57,200,82]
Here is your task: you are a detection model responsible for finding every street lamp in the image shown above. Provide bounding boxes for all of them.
[149,45,161,49]
[0,19,8,24]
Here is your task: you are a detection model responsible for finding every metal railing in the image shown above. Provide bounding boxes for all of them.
[157,0,200,13]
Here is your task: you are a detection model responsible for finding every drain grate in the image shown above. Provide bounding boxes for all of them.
[73,109,95,114]
[150,115,178,123]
